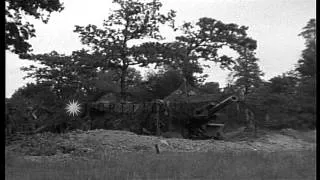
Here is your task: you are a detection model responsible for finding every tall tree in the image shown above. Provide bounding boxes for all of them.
[21,50,102,100]
[143,68,183,99]
[268,72,298,94]
[73,0,176,101]
[295,19,316,101]
[295,19,316,125]
[94,67,143,94]
[21,49,146,102]
[140,18,257,86]
[199,82,220,94]
[296,19,316,78]
[5,0,64,55]
[228,51,264,96]
[298,19,316,45]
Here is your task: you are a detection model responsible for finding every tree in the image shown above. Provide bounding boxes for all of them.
[268,72,297,94]
[22,49,147,102]
[21,50,103,100]
[294,19,316,127]
[199,82,220,94]
[141,17,257,86]
[8,83,63,133]
[94,67,144,98]
[5,0,64,55]
[298,19,316,45]
[295,19,316,109]
[243,19,316,129]
[8,82,92,133]
[106,67,143,90]
[296,19,316,78]
[73,0,176,101]
[228,51,264,96]
[294,18,316,107]
[143,68,183,99]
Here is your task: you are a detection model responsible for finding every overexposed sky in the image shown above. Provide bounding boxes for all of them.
[5,0,316,97]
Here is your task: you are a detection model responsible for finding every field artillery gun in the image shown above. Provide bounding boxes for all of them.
[84,91,239,140]
[185,95,239,139]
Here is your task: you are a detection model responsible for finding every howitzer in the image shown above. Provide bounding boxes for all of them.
[193,95,239,118]
[186,95,239,139]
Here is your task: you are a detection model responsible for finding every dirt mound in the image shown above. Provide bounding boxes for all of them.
[280,128,316,143]
[6,129,316,162]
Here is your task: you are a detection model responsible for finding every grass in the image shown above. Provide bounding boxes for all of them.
[5,150,316,180]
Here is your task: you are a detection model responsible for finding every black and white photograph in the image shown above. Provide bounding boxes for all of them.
[5,0,316,179]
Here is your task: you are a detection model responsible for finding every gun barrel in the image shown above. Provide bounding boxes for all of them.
[209,96,238,114]
[194,95,238,116]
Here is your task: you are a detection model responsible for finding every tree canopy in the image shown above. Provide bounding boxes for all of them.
[296,19,316,78]
[9,2,317,134]
[140,17,257,85]
[73,0,176,101]
[228,51,264,96]
[5,0,64,55]
[21,49,109,102]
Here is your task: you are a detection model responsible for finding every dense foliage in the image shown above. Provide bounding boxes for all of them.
[73,0,176,101]
[5,0,64,55]
[244,19,316,129]
[139,18,257,86]
[6,0,316,134]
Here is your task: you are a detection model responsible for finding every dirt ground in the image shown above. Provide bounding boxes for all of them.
[5,127,316,162]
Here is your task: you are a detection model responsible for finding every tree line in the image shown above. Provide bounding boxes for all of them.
[5,0,316,133]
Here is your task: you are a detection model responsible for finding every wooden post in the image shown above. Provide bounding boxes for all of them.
[155,102,161,154]
[155,144,160,154]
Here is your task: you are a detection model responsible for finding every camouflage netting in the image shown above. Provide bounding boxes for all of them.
[164,81,220,104]
[164,81,219,122]
[128,81,227,137]
[87,81,244,139]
